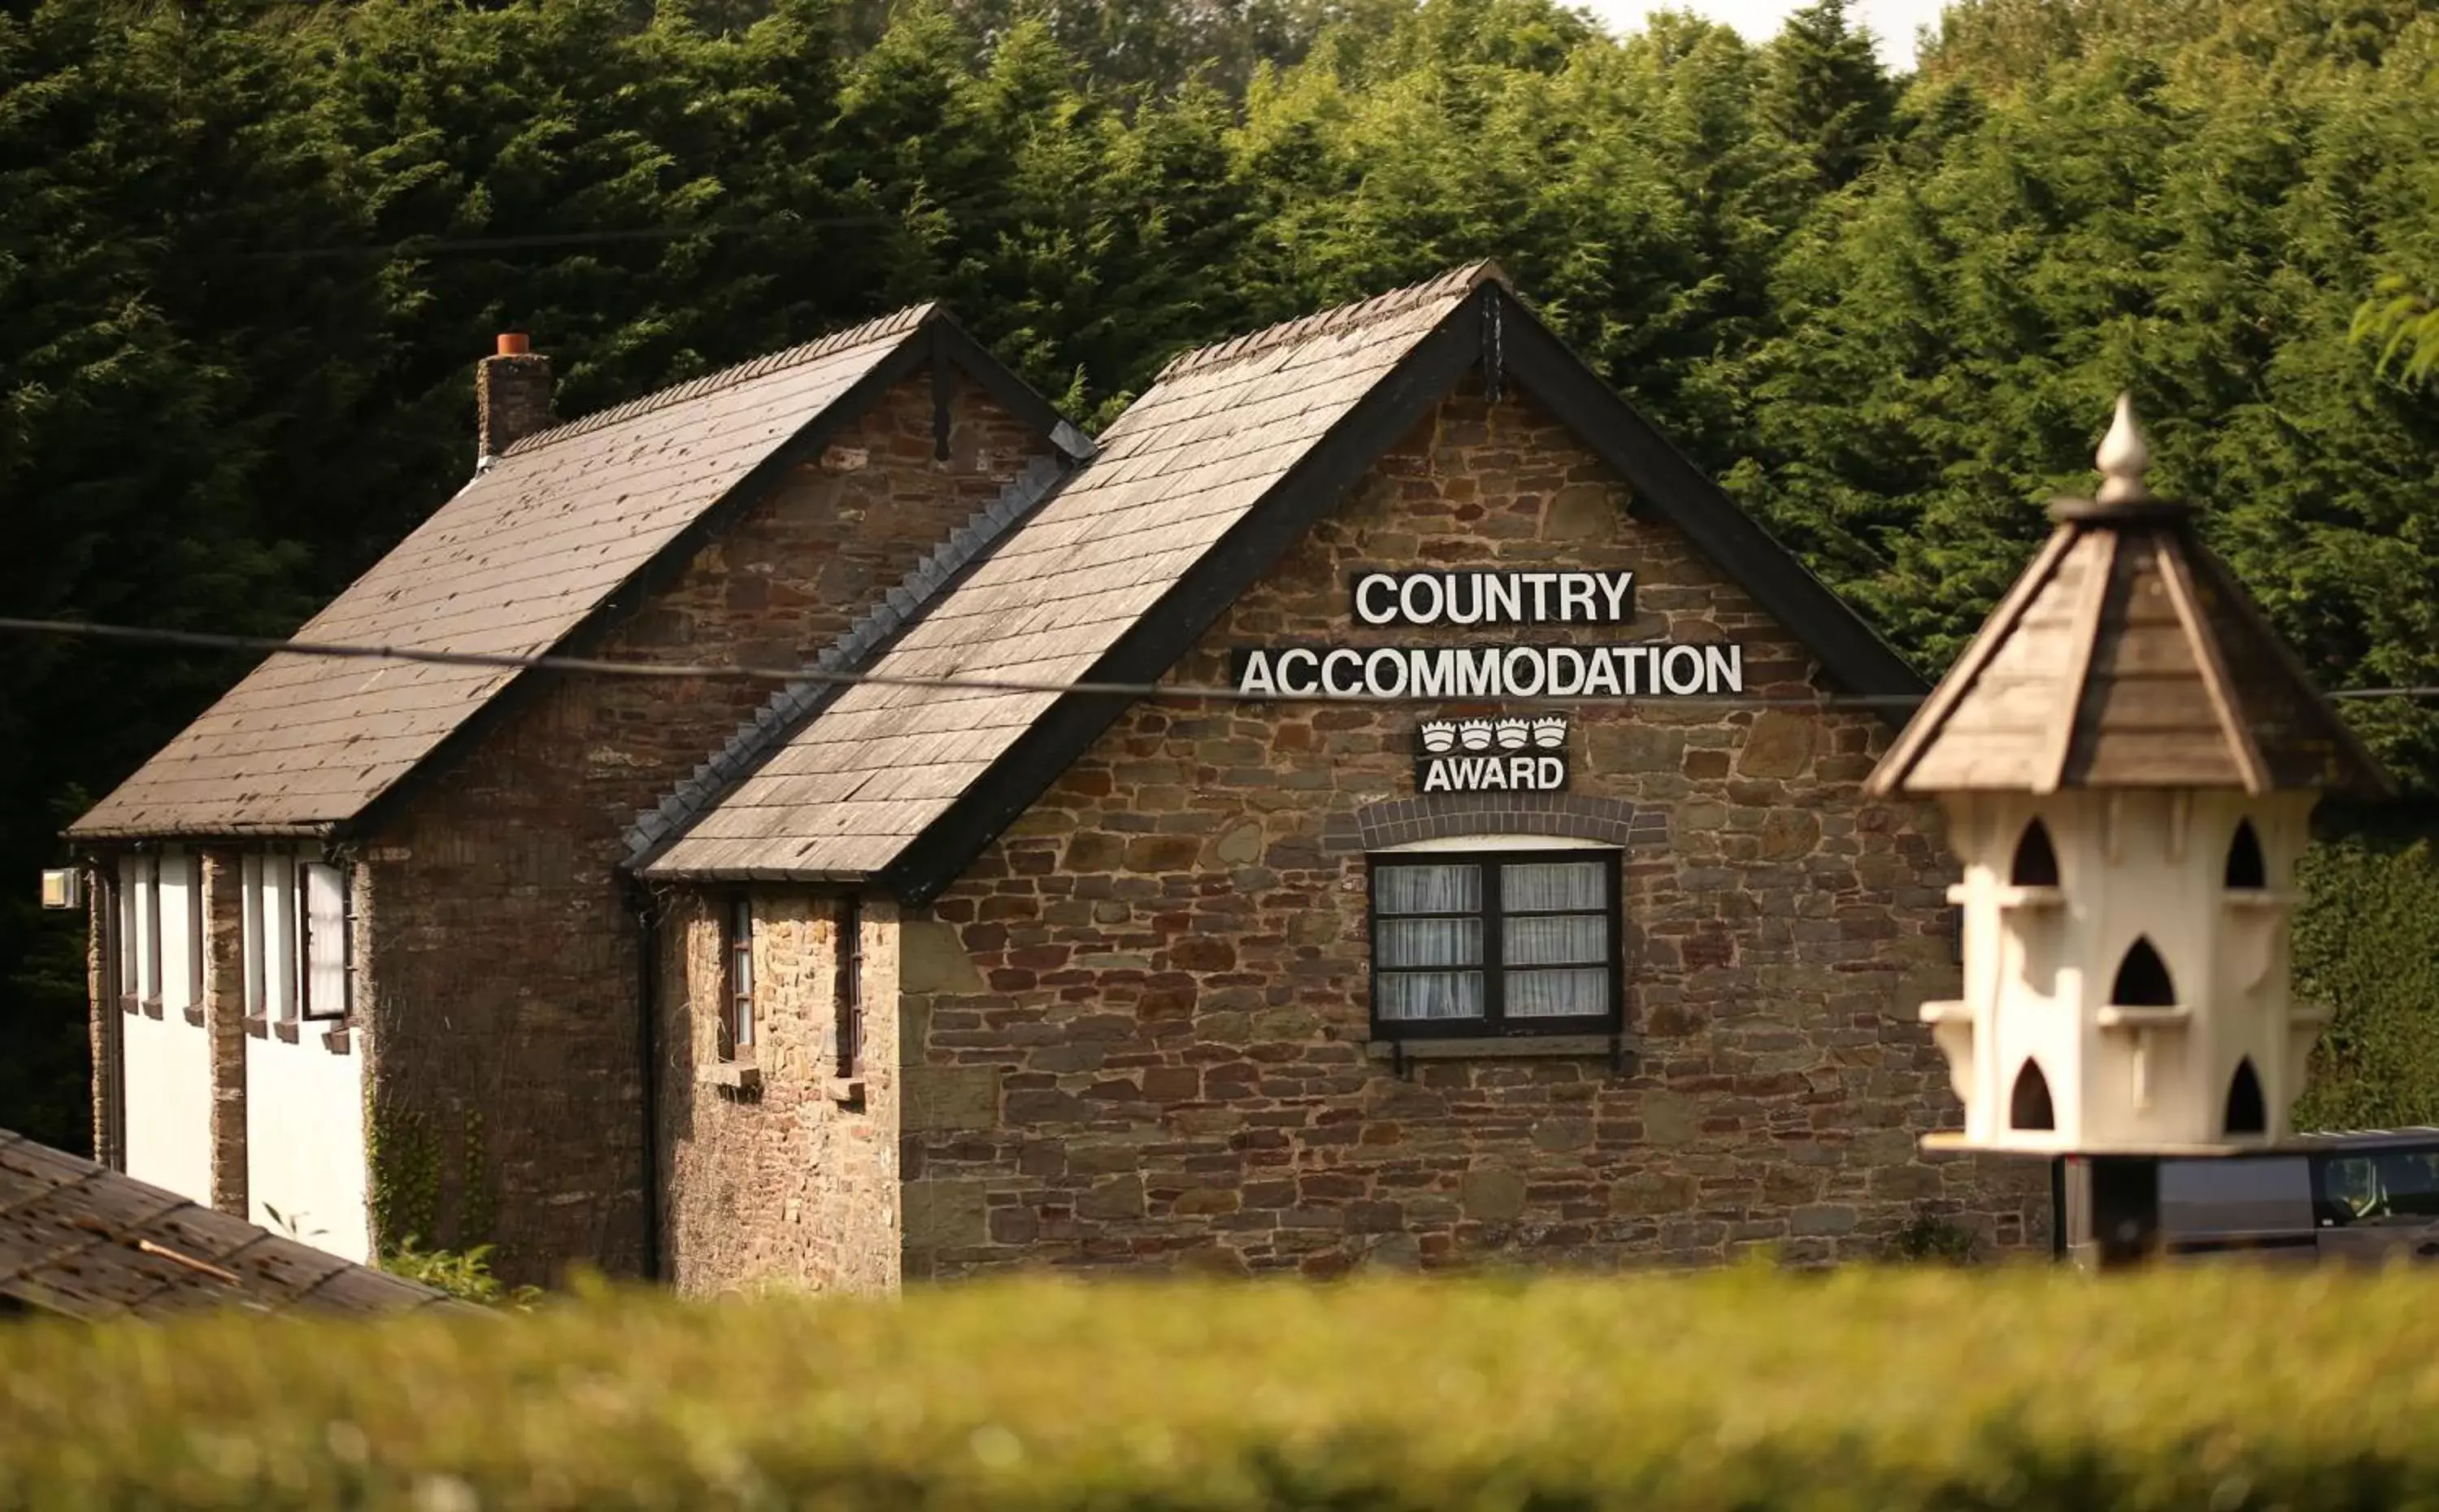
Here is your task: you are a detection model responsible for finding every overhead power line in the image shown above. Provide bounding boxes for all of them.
[0,615,1927,708]
[10,615,2439,711]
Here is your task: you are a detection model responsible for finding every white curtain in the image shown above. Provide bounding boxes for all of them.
[1376,863,1480,915]
[303,863,348,1019]
[1376,971,1485,1020]
[1506,968,1609,1018]
[1504,914,1606,965]
[1376,864,1485,1020]
[1502,861,1606,912]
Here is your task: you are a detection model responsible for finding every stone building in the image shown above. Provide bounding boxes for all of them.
[632,265,2050,1289]
[67,308,1081,1279]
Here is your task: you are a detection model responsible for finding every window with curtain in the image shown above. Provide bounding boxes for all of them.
[301,862,350,1021]
[1369,850,1620,1037]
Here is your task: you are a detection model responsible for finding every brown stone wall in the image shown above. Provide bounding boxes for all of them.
[363,373,1044,1284]
[86,863,114,1167]
[898,376,2048,1278]
[199,851,248,1215]
[658,891,901,1294]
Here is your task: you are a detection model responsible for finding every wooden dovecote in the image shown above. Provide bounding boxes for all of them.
[1869,396,2389,1154]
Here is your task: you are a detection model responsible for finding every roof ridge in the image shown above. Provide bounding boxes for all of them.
[501,303,943,458]
[621,439,1096,864]
[1153,262,1507,383]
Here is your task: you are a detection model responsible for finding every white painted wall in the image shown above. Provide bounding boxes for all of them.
[246,1030,369,1262]
[120,849,212,1205]
[121,1008,213,1205]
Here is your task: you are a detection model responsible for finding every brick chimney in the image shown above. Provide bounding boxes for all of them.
[476,331,554,463]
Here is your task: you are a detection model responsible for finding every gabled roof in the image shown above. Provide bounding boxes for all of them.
[70,306,1072,841]
[0,1128,477,1320]
[1867,398,2389,799]
[640,266,1925,898]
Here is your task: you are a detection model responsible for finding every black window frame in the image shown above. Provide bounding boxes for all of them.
[836,894,864,1078]
[298,860,354,1024]
[1367,848,1624,1041]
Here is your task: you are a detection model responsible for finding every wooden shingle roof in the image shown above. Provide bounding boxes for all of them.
[70,306,1065,841]
[1867,398,2389,799]
[0,1129,477,1321]
[641,266,1926,895]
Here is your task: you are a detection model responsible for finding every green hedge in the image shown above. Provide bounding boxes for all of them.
[7,1270,2439,1510]
[2295,819,2439,1132]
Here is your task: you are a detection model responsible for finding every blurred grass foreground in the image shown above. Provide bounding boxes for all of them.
[2,1267,2432,1510]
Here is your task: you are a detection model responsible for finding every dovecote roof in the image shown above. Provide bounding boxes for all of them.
[1867,398,2389,799]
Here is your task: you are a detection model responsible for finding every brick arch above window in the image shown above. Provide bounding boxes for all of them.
[1343,793,1654,854]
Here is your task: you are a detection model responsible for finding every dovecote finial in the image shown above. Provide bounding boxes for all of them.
[2095,392,2151,506]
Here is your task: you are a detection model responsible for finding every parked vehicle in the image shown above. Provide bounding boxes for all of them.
[2052,1129,2439,1268]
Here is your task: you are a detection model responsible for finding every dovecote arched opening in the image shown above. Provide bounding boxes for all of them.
[2110,938,2176,1006]
[2010,819,2061,887]
[2010,1059,2056,1131]
[2224,1058,2267,1136]
[2224,820,2267,890]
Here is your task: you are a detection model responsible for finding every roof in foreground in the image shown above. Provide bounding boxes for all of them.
[642,263,1924,891]
[0,1129,476,1321]
[71,304,1024,840]
[1868,398,2389,799]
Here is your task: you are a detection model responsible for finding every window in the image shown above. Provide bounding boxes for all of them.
[300,862,350,1021]
[1368,850,1621,1038]
[2010,1059,2056,1131]
[2224,1058,2267,1136]
[184,852,205,1011]
[237,850,337,1024]
[837,896,864,1076]
[2225,820,2267,890]
[2313,1148,2439,1227]
[115,855,143,1009]
[2010,819,2061,887]
[158,848,198,1016]
[2110,937,2176,1006]
[241,855,267,1016]
[141,854,163,1007]
[722,898,754,1059]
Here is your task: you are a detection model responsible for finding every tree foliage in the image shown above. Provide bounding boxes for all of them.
[5,0,2438,1149]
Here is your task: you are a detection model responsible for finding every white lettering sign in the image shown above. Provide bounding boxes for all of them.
[1351,571,1635,627]
[1231,643,1744,699]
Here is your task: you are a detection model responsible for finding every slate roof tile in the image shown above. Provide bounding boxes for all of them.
[72,306,953,839]
[639,266,1500,880]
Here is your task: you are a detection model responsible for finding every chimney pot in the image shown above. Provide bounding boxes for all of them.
[497,331,531,357]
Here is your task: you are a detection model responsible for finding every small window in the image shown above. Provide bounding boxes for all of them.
[2010,819,2060,887]
[265,859,298,1021]
[1368,850,1621,1038]
[241,854,267,1017]
[2224,820,2267,890]
[723,898,754,1058]
[185,852,206,1011]
[2110,938,2176,1006]
[2224,1058,2267,1136]
[157,848,197,1015]
[139,854,163,1008]
[300,862,350,1022]
[114,856,141,1009]
[2010,1059,2056,1131]
[836,896,864,1076]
